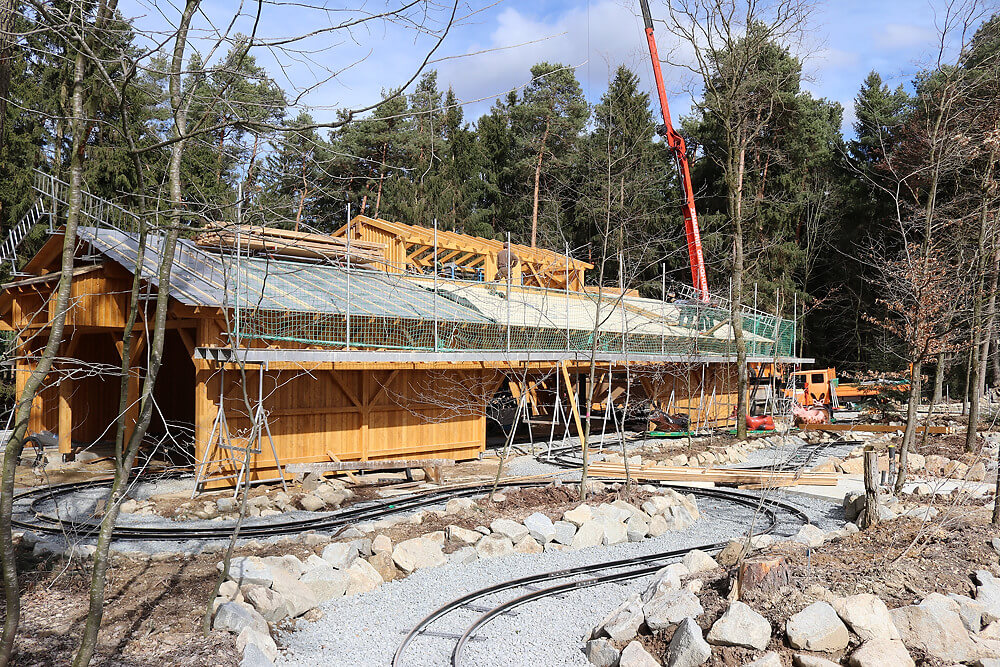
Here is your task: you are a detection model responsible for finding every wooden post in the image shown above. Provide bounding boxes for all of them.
[58,376,73,456]
[560,361,586,450]
[860,447,880,529]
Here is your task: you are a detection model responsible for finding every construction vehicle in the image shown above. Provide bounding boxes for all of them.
[785,367,909,411]
[638,0,710,302]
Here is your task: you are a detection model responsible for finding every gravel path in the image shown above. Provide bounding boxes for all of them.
[275,489,841,667]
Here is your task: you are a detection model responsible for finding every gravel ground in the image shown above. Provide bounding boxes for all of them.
[276,489,842,667]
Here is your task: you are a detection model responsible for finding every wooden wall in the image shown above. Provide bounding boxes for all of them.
[194,364,496,483]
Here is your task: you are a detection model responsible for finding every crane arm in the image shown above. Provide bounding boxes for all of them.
[639,0,710,302]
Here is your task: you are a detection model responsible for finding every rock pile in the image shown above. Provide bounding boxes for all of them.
[213,489,700,665]
[611,435,814,468]
[582,536,1000,666]
[120,478,355,521]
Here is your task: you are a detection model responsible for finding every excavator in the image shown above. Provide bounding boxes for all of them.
[638,0,710,302]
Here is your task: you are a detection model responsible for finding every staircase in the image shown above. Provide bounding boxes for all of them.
[0,169,140,275]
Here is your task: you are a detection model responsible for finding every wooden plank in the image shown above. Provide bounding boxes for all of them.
[560,361,586,450]
[802,423,952,434]
[286,458,452,473]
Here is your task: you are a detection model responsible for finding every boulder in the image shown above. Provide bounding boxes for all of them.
[523,512,556,543]
[968,461,987,481]
[321,542,359,570]
[299,494,326,512]
[269,570,320,617]
[598,515,628,546]
[214,601,270,636]
[665,616,711,667]
[890,595,983,662]
[392,536,446,573]
[593,594,645,642]
[907,452,925,471]
[240,643,276,667]
[449,546,478,565]
[975,570,1000,622]
[445,497,476,514]
[641,496,672,517]
[626,516,649,542]
[682,549,718,574]
[224,557,279,587]
[744,653,781,667]
[647,515,670,538]
[243,585,293,622]
[794,524,826,548]
[611,500,649,523]
[583,638,620,667]
[513,535,543,555]
[475,534,515,559]
[786,601,850,653]
[642,565,685,602]
[947,593,986,632]
[715,540,746,567]
[644,590,704,631]
[572,520,605,550]
[848,639,914,667]
[367,552,398,582]
[236,627,278,663]
[618,641,659,667]
[832,593,901,641]
[793,656,839,667]
[564,504,594,526]
[298,567,349,602]
[552,520,577,545]
[371,534,392,555]
[490,518,529,542]
[344,558,383,596]
[446,525,482,544]
[706,600,771,650]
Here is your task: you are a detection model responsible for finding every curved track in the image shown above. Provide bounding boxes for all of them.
[12,478,553,542]
[393,487,811,667]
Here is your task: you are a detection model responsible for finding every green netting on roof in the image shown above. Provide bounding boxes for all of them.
[231,267,796,358]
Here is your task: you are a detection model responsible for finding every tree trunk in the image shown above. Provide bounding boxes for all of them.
[731,147,748,439]
[0,0,16,149]
[0,25,86,666]
[530,116,550,248]
[894,360,921,493]
[860,448,880,528]
[932,352,945,405]
[72,3,199,664]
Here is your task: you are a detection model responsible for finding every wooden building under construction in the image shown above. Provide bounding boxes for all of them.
[0,184,803,489]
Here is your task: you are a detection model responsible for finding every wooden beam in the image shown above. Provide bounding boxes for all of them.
[369,369,399,404]
[329,370,362,408]
[560,361,586,450]
[286,458,452,473]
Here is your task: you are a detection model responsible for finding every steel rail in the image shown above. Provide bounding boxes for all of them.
[392,487,811,666]
[12,478,554,541]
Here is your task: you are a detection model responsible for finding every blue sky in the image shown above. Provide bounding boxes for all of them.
[121,0,978,136]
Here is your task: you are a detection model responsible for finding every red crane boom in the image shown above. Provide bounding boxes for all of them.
[638,0,710,302]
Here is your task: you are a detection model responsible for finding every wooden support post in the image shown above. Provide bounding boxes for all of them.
[58,376,72,456]
[860,447,880,530]
[560,361,586,450]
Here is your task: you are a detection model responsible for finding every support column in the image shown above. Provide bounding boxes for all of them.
[58,375,72,456]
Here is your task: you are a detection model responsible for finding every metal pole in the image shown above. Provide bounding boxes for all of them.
[506,232,511,353]
[661,263,666,355]
[793,292,798,358]
[565,242,570,351]
[433,218,439,351]
[235,182,242,348]
[619,251,626,355]
[754,282,758,313]
[346,204,352,350]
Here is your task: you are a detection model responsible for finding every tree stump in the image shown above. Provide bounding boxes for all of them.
[859,447,879,530]
[737,555,789,600]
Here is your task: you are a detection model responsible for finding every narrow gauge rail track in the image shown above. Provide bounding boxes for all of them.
[12,478,556,542]
[393,487,812,667]
[538,437,862,474]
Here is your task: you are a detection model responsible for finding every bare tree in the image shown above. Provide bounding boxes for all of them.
[660,0,816,438]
